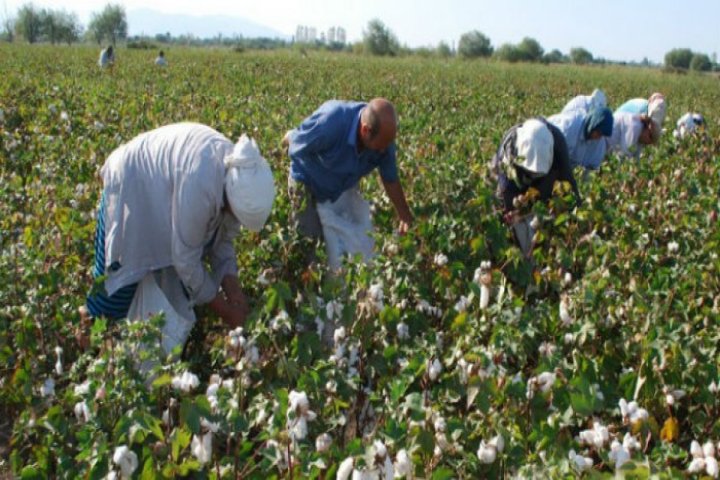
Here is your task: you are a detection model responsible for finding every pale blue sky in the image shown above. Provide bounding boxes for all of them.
[2,0,718,63]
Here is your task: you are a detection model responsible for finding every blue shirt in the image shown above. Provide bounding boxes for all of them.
[616,98,649,116]
[288,100,399,203]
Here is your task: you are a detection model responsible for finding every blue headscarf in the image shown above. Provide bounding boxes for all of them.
[583,107,613,139]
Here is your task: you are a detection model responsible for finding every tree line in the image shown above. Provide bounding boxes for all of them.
[1,3,127,46]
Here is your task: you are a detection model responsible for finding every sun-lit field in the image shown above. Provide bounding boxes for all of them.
[1,44,719,478]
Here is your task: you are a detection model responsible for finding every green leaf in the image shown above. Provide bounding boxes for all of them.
[431,467,455,480]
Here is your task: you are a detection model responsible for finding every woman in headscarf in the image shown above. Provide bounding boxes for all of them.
[606,112,659,160]
[673,112,705,139]
[547,106,614,171]
[616,93,667,137]
[77,123,276,349]
[491,118,581,256]
[561,88,608,114]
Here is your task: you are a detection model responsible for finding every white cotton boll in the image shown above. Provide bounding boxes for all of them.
[536,372,556,393]
[489,435,504,453]
[315,317,324,337]
[428,358,442,382]
[666,394,675,406]
[530,216,540,230]
[569,450,594,472]
[289,390,310,415]
[394,449,411,477]
[201,417,220,433]
[60,111,69,122]
[480,284,490,310]
[433,253,448,267]
[74,381,90,396]
[74,401,91,423]
[369,283,384,303]
[559,297,572,326]
[112,445,139,479]
[171,371,200,392]
[334,327,346,345]
[55,358,63,375]
[373,440,387,458]
[337,457,355,480]
[454,295,470,313]
[191,432,213,464]
[688,457,706,473]
[162,409,171,426]
[315,433,332,453]
[40,378,55,397]
[563,272,573,286]
[619,399,629,418]
[691,440,704,459]
[396,322,410,340]
[707,457,720,478]
[477,441,497,464]
[290,416,308,441]
[564,333,574,344]
[622,433,640,451]
[710,381,719,394]
[609,440,630,469]
[704,441,716,459]
[668,241,679,254]
[327,300,343,319]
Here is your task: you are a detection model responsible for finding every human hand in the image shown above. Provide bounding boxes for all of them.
[398,219,412,236]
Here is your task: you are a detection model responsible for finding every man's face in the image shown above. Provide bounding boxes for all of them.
[360,122,396,153]
[589,129,603,140]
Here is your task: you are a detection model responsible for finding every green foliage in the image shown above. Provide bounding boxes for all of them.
[87,3,127,46]
[689,53,712,72]
[458,30,493,59]
[1,44,719,479]
[570,47,593,65]
[362,18,399,56]
[664,48,694,70]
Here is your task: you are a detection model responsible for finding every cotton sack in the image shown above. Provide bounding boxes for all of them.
[225,135,275,232]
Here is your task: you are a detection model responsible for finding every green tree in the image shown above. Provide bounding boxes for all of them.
[87,4,127,45]
[437,41,452,58]
[664,48,694,70]
[570,47,593,65]
[516,37,544,62]
[543,49,567,64]
[362,19,398,56]
[457,30,493,58]
[14,3,43,43]
[690,53,712,72]
[1,9,14,42]
[494,43,522,63]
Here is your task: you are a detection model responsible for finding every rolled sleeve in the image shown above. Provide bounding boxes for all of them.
[377,144,399,182]
[208,213,241,285]
[171,172,221,305]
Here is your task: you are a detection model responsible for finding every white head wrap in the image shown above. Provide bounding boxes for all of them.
[647,93,667,126]
[674,112,705,139]
[224,135,275,232]
[514,119,554,175]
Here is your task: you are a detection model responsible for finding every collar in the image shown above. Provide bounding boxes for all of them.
[347,107,363,147]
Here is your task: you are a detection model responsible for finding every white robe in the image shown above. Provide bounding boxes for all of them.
[606,112,643,159]
[547,111,607,170]
[101,123,239,305]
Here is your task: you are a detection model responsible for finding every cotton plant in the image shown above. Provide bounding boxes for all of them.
[477,435,504,464]
[287,390,317,442]
[171,370,200,392]
[473,261,492,310]
[111,445,138,479]
[618,399,648,424]
[687,440,720,478]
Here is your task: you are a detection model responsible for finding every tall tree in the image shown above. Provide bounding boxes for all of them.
[87,4,127,45]
[664,48,693,70]
[15,3,42,43]
[690,53,712,72]
[570,47,594,65]
[457,30,493,59]
[516,37,544,62]
[362,19,398,56]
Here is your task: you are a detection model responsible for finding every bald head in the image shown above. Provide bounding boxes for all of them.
[359,98,397,152]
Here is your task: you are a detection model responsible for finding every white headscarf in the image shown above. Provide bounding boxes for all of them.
[590,89,608,110]
[224,135,275,232]
[514,119,554,176]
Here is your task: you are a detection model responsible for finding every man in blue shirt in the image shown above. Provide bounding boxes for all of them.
[284,98,413,240]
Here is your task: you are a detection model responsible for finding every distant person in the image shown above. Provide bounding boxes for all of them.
[561,88,608,114]
[547,106,614,171]
[155,50,167,67]
[98,45,115,69]
[606,112,659,160]
[283,98,413,270]
[491,118,581,256]
[615,93,667,138]
[77,123,275,350]
[673,112,705,139]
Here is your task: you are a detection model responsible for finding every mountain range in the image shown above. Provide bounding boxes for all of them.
[127,8,290,40]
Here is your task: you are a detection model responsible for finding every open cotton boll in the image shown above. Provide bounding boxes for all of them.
[477,441,497,464]
[191,432,213,464]
[428,358,442,381]
[112,445,139,479]
[315,433,332,453]
[337,457,354,480]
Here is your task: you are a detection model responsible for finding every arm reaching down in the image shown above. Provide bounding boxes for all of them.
[381,178,413,234]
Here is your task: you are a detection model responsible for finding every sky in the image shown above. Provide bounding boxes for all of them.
[2,0,718,63]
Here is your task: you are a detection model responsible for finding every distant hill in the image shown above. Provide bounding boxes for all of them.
[127,8,290,40]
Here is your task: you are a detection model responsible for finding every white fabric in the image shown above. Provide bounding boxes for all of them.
[647,93,667,127]
[673,112,704,139]
[98,49,113,68]
[316,188,374,270]
[127,269,197,355]
[101,122,240,305]
[561,89,607,114]
[224,135,275,232]
[515,119,553,175]
[606,112,644,159]
[548,111,607,170]
[155,56,167,66]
